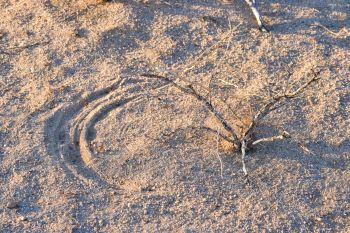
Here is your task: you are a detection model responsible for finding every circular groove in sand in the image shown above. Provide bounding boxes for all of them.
[43,76,169,188]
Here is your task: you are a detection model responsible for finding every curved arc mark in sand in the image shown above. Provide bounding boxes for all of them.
[43,80,125,188]
[78,95,142,163]
[43,76,169,188]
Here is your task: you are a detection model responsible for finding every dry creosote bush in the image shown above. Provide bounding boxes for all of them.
[143,68,322,183]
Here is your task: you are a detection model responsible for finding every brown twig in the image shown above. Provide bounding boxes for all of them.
[216,129,224,179]
[243,69,321,142]
[252,131,290,146]
[142,73,241,146]
[239,69,321,176]
[1,41,50,55]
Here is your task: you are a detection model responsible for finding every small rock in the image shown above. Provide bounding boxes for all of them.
[74,28,87,38]
[18,216,28,221]
[70,226,78,233]
[112,191,118,195]
[140,186,155,192]
[223,210,231,215]
[7,201,20,209]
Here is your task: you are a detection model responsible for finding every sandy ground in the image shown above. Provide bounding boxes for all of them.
[0,0,350,232]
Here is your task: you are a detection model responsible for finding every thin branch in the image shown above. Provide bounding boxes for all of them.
[311,23,350,38]
[169,75,242,121]
[200,126,235,144]
[186,85,241,145]
[239,70,321,178]
[219,79,237,87]
[284,69,321,98]
[1,40,50,55]
[241,140,248,177]
[252,131,290,146]
[142,73,241,146]
[216,129,224,179]
[297,142,315,155]
[243,70,321,140]
[6,42,41,51]
[244,0,268,32]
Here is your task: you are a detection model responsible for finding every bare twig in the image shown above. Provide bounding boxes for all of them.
[142,73,241,146]
[186,84,241,144]
[297,142,315,155]
[1,40,50,55]
[311,23,350,38]
[166,73,242,121]
[244,70,321,141]
[241,140,248,176]
[244,0,268,32]
[219,79,238,87]
[252,131,290,146]
[238,69,321,177]
[216,129,224,179]
[200,126,235,144]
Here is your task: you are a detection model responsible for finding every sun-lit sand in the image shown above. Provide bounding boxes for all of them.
[0,0,349,232]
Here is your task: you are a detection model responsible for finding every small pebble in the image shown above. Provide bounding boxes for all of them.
[18,216,28,221]
[74,28,87,38]
[7,201,20,209]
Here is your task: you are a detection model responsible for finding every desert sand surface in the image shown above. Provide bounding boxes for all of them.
[0,0,349,232]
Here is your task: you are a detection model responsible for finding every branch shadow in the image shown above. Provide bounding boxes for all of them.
[252,137,350,171]
[266,0,350,49]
